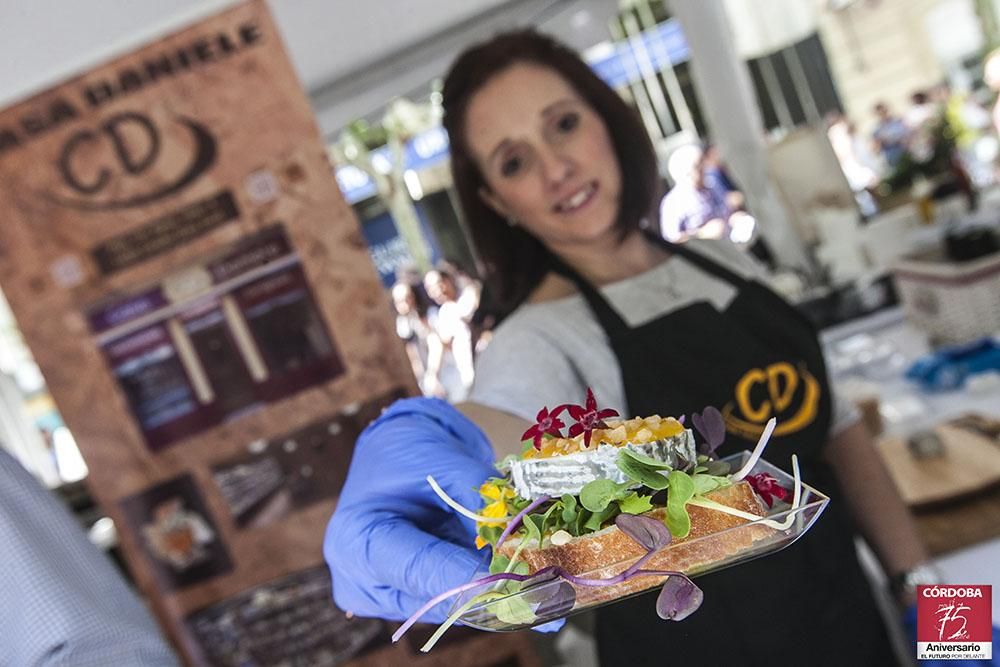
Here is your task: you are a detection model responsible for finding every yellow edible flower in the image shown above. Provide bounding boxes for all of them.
[480,481,516,502]
[475,482,513,549]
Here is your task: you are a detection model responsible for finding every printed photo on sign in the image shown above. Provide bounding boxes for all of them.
[87,225,345,450]
[211,388,405,529]
[120,474,232,591]
[186,566,391,667]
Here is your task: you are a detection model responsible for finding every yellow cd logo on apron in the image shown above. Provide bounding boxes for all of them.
[722,361,820,439]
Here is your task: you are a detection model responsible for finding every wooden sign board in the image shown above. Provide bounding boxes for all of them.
[0,2,537,665]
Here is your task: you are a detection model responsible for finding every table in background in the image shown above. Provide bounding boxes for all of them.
[822,308,1000,557]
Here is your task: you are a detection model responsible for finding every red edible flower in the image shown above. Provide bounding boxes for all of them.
[746,472,791,508]
[565,388,620,448]
[521,405,567,450]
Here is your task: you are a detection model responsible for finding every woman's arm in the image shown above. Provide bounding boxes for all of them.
[824,421,929,580]
[423,331,446,395]
[456,401,530,461]
[403,340,425,379]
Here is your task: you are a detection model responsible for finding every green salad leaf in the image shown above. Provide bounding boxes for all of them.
[489,554,511,575]
[616,452,670,490]
[691,473,730,496]
[560,494,578,524]
[478,524,502,548]
[620,447,674,470]
[493,595,536,624]
[522,514,543,548]
[618,491,654,515]
[584,504,620,532]
[580,479,624,512]
[666,471,695,538]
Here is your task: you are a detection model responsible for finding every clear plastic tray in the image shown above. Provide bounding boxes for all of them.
[452,451,829,632]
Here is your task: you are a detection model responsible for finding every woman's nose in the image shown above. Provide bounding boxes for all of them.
[538,148,574,188]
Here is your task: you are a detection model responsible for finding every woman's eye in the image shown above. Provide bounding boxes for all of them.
[500,155,523,177]
[557,112,580,133]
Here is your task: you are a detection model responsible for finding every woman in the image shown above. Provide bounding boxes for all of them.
[423,267,476,401]
[390,280,436,395]
[327,31,933,665]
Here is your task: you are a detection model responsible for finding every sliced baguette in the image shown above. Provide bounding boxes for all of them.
[498,481,773,605]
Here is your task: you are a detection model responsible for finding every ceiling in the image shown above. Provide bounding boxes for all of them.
[0,0,619,136]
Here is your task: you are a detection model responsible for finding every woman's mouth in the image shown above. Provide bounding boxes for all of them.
[554,182,598,214]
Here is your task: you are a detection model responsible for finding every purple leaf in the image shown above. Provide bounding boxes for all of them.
[677,414,685,425]
[525,580,576,618]
[693,406,726,455]
[656,576,704,621]
[615,513,672,552]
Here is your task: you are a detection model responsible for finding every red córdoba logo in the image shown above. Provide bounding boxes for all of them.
[917,585,992,660]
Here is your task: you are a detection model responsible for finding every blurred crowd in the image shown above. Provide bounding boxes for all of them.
[658,142,775,268]
[390,262,484,402]
[827,79,1000,217]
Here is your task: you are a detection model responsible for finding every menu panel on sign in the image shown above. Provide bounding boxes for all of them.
[89,226,345,450]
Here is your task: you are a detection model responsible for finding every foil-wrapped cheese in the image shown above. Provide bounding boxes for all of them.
[506,429,696,500]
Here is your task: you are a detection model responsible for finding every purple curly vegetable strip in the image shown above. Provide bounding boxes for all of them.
[392,563,700,642]
[494,494,551,551]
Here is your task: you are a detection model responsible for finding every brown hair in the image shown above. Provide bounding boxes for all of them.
[442,30,659,323]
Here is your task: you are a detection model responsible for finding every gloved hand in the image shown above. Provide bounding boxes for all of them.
[325,398,499,625]
[903,603,999,666]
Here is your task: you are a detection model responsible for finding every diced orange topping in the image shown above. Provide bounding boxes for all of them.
[521,416,684,459]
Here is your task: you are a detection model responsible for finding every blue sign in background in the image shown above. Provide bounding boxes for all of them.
[337,19,689,285]
[589,19,689,88]
[333,21,689,205]
[358,204,441,287]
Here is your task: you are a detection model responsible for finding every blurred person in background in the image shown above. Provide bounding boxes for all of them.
[879,90,978,211]
[937,82,995,188]
[871,102,910,171]
[391,280,438,395]
[423,267,475,401]
[436,259,494,354]
[434,260,481,313]
[0,447,178,665]
[659,143,729,242]
[985,48,1000,137]
[904,90,940,164]
[658,143,761,257]
[700,143,743,211]
[826,111,879,217]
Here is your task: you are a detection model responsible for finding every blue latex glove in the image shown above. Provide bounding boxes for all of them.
[903,603,999,666]
[326,398,520,627]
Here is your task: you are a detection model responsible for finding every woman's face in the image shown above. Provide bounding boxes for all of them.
[464,63,623,253]
[424,271,456,304]
[391,284,415,315]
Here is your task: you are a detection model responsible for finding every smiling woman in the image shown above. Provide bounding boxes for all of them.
[326,29,931,667]
[466,66,623,253]
[442,31,661,321]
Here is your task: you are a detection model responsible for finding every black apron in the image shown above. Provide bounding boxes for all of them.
[551,238,896,667]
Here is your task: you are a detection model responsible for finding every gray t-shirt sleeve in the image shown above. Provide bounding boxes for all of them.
[470,314,588,422]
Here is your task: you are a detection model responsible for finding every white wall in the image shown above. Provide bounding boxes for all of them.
[817,0,963,134]
[0,0,617,137]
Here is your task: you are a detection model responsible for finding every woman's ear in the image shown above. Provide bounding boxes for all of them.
[478,186,510,219]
